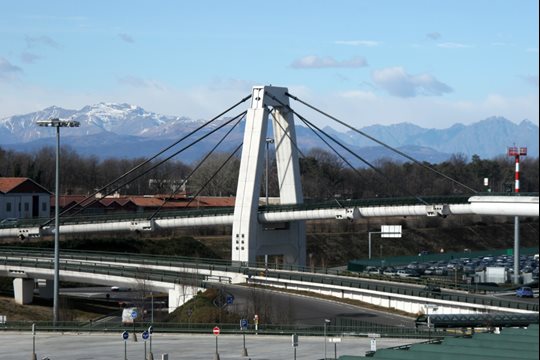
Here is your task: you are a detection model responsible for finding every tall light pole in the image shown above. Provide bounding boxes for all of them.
[37,118,80,326]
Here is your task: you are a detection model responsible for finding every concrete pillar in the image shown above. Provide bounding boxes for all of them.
[232,86,306,266]
[13,278,34,304]
[168,284,202,313]
[38,279,54,299]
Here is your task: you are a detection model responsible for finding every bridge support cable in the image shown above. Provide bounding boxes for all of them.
[41,94,252,227]
[182,143,243,209]
[265,92,429,205]
[148,115,245,220]
[297,110,429,205]
[286,92,479,194]
[60,111,247,220]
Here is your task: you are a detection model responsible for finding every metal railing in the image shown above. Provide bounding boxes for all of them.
[1,247,537,312]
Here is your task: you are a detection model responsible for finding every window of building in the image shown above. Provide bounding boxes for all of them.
[6,203,11,212]
[24,203,29,211]
[42,202,47,212]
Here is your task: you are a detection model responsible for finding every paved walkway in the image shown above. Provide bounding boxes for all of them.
[2,332,426,359]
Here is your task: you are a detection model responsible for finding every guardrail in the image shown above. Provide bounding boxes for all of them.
[0,320,432,338]
[1,247,537,312]
[255,269,539,312]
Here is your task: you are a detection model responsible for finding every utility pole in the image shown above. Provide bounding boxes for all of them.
[508,146,527,284]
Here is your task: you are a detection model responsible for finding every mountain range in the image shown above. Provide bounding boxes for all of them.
[0,103,538,165]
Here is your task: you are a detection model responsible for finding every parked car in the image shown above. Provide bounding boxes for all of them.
[516,286,534,298]
[397,269,418,277]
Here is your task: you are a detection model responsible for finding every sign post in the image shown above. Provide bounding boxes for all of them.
[292,334,298,360]
[213,326,221,360]
[31,323,36,360]
[368,333,380,352]
[369,225,402,259]
[329,337,341,359]
[122,331,129,360]
[142,330,149,359]
[254,314,259,333]
[130,309,138,342]
[240,319,248,356]
[148,326,154,360]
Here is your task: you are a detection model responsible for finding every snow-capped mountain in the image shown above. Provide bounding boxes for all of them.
[0,103,537,164]
[0,103,198,143]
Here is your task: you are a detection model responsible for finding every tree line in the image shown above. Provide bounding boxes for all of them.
[0,145,538,199]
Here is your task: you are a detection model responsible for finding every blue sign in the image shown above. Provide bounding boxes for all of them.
[226,294,234,305]
[240,319,248,330]
[142,331,149,341]
[131,310,138,319]
[122,331,129,341]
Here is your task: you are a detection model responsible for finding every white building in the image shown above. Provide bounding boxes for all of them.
[0,177,51,220]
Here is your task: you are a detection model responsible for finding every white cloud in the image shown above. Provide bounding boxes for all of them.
[287,89,539,130]
[520,75,539,87]
[118,33,135,43]
[0,57,23,81]
[371,67,453,98]
[20,52,41,64]
[334,40,380,47]
[291,55,368,69]
[437,42,473,49]
[118,75,164,90]
[526,47,539,53]
[339,90,377,101]
[1,80,537,132]
[24,35,60,49]
[426,32,441,41]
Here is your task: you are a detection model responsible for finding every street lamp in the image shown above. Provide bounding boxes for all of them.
[37,118,80,326]
[324,318,331,360]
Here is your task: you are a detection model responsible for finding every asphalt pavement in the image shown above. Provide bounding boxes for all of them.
[1,332,426,360]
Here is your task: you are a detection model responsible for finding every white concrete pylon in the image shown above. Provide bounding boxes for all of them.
[232,86,306,266]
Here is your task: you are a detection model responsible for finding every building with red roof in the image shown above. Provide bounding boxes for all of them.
[0,177,51,220]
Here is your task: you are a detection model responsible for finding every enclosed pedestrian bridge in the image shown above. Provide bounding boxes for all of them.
[2,194,538,239]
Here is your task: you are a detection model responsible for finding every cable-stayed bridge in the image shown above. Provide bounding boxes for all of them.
[1,86,538,268]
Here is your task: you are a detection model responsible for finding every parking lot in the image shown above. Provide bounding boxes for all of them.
[361,252,539,289]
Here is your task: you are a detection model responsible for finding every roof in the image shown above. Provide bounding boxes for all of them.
[52,194,236,210]
[0,177,51,195]
[368,324,539,360]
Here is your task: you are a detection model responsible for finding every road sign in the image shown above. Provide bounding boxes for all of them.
[122,331,129,341]
[329,337,342,343]
[291,334,298,347]
[148,326,153,334]
[381,225,402,238]
[367,333,381,338]
[226,294,234,305]
[142,331,149,341]
[213,326,220,336]
[370,338,377,351]
[240,319,248,330]
[131,309,138,319]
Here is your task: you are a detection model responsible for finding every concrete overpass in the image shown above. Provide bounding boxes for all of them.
[1,248,537,316]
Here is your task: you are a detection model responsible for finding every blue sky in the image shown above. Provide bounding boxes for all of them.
[0,0,538,129]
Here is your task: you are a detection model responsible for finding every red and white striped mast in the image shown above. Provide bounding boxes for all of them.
[507,145,527,284]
